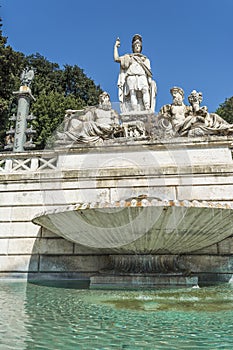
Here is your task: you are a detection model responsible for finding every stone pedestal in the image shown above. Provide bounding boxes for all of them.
[90,273,198,290]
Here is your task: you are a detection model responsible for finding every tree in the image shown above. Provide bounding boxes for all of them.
[0,18,25,146]
[25,57,102,148]
[31,91,84,149]
[26,53,63,96]
[216,97,233,124]
[62,65,102,105]
[0,18,102,150]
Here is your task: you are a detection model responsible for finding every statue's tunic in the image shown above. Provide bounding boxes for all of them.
[117,54,152,103]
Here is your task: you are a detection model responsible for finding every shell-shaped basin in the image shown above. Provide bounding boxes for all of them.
[32,198,233,254]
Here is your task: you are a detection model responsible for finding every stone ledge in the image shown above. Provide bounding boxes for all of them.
[0,255,38,272]
[90,274,198,289]
[180,255,233,273]
[39,255,110,272]
[2,163,233,182]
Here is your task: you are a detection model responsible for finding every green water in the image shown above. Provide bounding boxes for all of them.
[0,282,233,349]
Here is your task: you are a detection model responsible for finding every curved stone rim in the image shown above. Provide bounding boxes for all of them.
[33,198,233,220]
[32,198,233,253]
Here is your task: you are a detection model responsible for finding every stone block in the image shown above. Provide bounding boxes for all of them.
[183,147,232,165]
[0,222,41,238]
[96,176,180,189]
[90,274,198,289]
[38,238,74,254]
[0,255,38,272]
[59,151,171,170]
[0,239,9,254]
[0,191,44,206]
[74,243,111,255]
[0,178,75,192]
[0,272,29,279]
[41,227,60,238]
[190,174,233,186]
[218,236,233,254]
[198,273,233,285]
[110,186,176,202]
[26,271,92,282]
[39,255,109,272]
[0,181,41,191]
[177,184,233,201]
[0,205,61,222]
[42,188,110,206]
[180,255,233,273]
[58,147,232,171]
[7,238,38,254]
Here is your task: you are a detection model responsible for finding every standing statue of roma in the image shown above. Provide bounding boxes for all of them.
[114,34,157,113]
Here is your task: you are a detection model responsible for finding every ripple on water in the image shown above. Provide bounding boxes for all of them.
[0,282,233,349]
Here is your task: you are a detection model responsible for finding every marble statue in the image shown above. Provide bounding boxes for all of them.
[169,87,191,133]
[54,34,233,144]
[20,67,35,87]
[187,90,233,136]
[55,92,120,145]
[156,87,233,137]
[114,34,157,114]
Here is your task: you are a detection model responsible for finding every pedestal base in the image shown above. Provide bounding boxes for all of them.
[90,273,198,290]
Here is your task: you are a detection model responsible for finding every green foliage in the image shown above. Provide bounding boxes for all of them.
[216,97,233,124]
[0,18,25,146]
[32,91,84,149]
[26,53,63,96]
[61,64,102,105]
[0,18,102,149]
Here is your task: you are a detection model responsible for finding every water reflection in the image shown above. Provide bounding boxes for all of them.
[0,282,233,349]
[0,282,31,350]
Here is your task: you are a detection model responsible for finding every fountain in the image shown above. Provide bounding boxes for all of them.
[31,35,233,288]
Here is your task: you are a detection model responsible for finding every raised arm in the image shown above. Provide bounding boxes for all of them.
[114,37,121,63]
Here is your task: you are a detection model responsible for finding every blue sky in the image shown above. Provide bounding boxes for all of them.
[1,0,233,112]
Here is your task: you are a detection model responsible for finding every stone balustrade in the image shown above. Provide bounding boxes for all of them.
[0,151,58,173]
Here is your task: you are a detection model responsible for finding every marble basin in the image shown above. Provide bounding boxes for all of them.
[32,198,233,254]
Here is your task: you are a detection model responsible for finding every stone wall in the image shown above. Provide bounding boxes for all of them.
[0,137,233,285]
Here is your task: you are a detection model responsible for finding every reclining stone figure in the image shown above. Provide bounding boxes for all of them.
[157,87,233,137]
[55,92,119,145]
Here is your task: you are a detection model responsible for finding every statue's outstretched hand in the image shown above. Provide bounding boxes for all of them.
[115,37,120,47]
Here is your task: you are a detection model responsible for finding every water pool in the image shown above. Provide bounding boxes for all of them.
[0,281,233,349]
